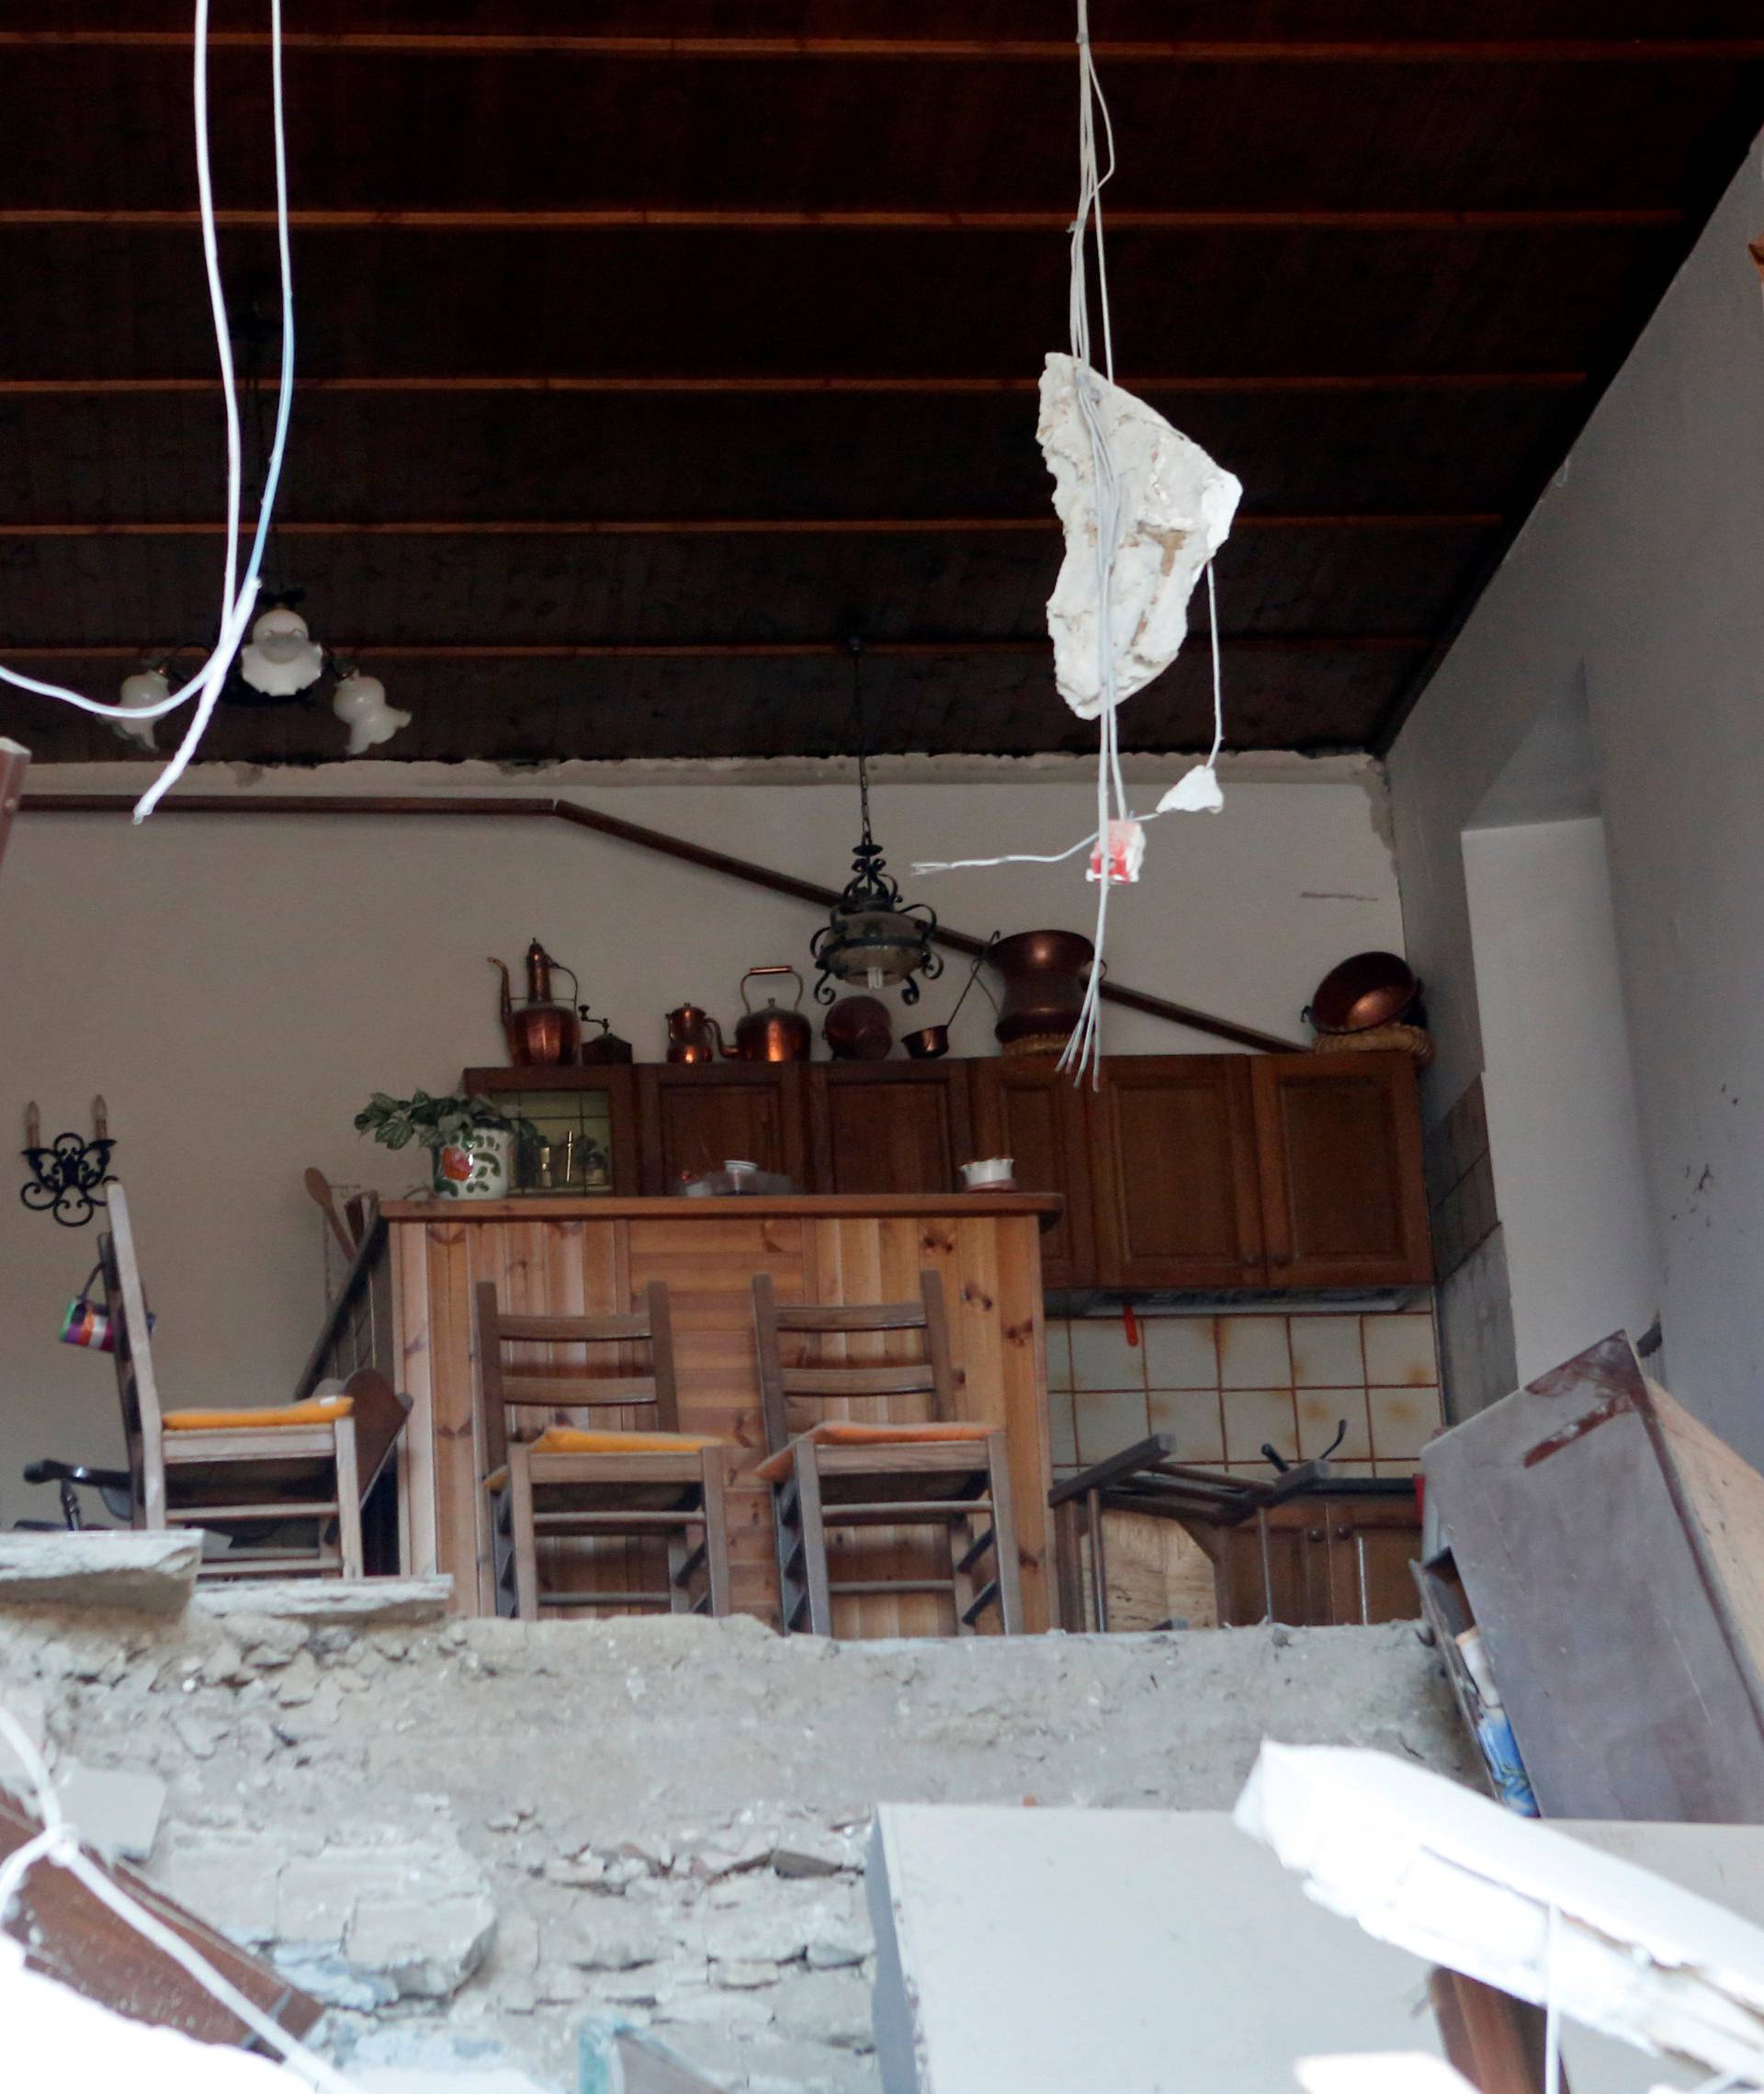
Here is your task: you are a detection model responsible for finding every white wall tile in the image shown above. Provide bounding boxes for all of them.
[1045,1320,1075,1392]
[1224,1388,1299,1463]
[1363,1313,1441,1389]
[1071,1318,1148,1392]
[1074,1387,1150,1464]
[1047,1388,1078,1469]
[1297,1389,1371,1461]
[1148,1389,1227,1464]
[1289,1315,1366,1388]
[1142,1316,1220,1390]
[1368,1386,1442,1463]
[1217,1316,1294,1390]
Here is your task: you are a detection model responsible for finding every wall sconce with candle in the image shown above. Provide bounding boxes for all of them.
[21,1097,116,1227]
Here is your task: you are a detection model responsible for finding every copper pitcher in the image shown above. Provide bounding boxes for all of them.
[664,1002,724,1065]
[724,967,812,1063]
[489,939,582,1066]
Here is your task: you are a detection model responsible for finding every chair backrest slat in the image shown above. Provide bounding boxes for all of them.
[474,1279,679,1474]
[752,1270,956,1454]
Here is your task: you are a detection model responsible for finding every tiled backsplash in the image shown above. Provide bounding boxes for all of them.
[1046,1304,1443,1485]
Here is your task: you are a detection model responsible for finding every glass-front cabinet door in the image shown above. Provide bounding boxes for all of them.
[458,1067,639,1194]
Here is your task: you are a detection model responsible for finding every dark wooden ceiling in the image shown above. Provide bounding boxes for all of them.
[3,4,1762,765]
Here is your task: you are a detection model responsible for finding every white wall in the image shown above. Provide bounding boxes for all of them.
[1462,817,1658,1383]
[1389,134,1764,1451]
[0,760,1398,1526]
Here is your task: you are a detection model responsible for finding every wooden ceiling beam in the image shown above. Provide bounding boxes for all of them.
[0,371,1589,397]
[5,636,1429,661]
[5,31,1763,63]
[0,514,1501,538]
[0,207,1682,232]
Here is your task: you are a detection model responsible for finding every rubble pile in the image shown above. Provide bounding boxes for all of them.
[0,1602,1471,2092]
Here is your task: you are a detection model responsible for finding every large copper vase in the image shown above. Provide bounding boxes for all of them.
[987,930,1096,1047]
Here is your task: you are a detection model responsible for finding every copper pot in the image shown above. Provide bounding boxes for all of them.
[725,967,813,1063]
[988,929,1096,1047]
[1305,951,1421,1035]
[823,994,893,1061]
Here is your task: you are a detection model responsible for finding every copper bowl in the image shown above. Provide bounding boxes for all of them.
[1305,951,1421,1035]
[822,994,894,1061]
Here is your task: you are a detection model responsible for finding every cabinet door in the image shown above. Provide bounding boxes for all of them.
[807,1064,972,1195]
[969,1058,1095,1289]
[1088,1057,1264,1289]
[1251,1053,1431,1288]
[1316,1500,1424,1624]
[637,1065,808,1193]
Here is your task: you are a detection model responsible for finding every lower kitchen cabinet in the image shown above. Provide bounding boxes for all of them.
[1213,1492,1423,1626]
[969,1058,1094,1289]
[637,1063,808,1193]
[807,1063,972,1195]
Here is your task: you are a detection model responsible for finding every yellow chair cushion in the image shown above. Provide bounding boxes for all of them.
[484,1426,727,1490]
[162,1395,354,1432]
[754,1420,993,1485]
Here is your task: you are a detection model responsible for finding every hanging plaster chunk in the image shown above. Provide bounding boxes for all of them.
[1037,352,1241,719]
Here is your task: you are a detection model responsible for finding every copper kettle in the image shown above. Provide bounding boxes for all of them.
[724,967,812,1063]
[490,939,582,1066]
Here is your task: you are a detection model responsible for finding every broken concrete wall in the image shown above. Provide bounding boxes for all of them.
[1,1607,1472,2093]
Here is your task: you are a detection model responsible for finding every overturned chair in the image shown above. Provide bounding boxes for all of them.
[475,1279,732,1621]
[24,1183,408,1579]
[752,1269,1023,1637]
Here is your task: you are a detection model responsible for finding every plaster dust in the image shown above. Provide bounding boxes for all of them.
[0,1608,1470,2094]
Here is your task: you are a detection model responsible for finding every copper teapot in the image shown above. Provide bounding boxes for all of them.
[725,967,812,1063]
[490,939,582,1066]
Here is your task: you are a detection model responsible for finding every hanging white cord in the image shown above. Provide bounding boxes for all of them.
[0,0,295,822]
[1543,1901,1563,2094]
[0,1708,360,2092]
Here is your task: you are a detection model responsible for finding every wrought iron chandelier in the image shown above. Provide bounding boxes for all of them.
[809,638,943,1006]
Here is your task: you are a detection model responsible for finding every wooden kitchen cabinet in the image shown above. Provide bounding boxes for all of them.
[1214,1491,1422,1626]
[806,1063,972,1195]
[969,1057,1094,1290]
[1086,1056,1265,1290]
[1251,1053,1431,1287]
[637,1063,808,1193]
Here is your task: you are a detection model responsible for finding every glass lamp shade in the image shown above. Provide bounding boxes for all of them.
[814,906,940,1001]
[114,667,167,750]
[332,670,412,754]
[240,607,325,696]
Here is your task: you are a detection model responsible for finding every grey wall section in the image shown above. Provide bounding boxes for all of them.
[1388,135,1764,1452]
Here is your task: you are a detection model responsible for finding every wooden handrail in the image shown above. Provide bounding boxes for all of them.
[22,790,1305,1053]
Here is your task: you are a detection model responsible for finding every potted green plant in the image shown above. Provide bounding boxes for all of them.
[354,1090,526,1201]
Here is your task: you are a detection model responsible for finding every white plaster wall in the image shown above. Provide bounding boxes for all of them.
[0,762,1397,1526]
[1462,818,1658,1384]
[1388,134,1764,1452]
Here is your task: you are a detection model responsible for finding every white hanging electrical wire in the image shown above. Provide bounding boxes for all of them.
[0,1707,360,2093]
[0,0,296,823]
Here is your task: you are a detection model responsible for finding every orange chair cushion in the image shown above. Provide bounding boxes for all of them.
[162,1395,353,1432]
[484,1425,727,1490]
[755,1420,994,1485]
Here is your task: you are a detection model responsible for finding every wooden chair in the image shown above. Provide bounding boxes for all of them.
[474,1279,731,1621]
[83,1183,403,1579]
[752,1270,1023,1638]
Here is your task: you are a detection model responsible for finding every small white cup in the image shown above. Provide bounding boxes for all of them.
[959,1157,1015,1189]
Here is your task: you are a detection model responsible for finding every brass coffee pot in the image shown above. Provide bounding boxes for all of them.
[490,939,582,1066]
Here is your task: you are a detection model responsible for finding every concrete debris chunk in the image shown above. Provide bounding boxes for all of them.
[54,1760,167,1863]
[0,1531,201,1613]
[1036,351,1241,719]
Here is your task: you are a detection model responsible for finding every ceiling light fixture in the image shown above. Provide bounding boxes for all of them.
[809,637,943,1006]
